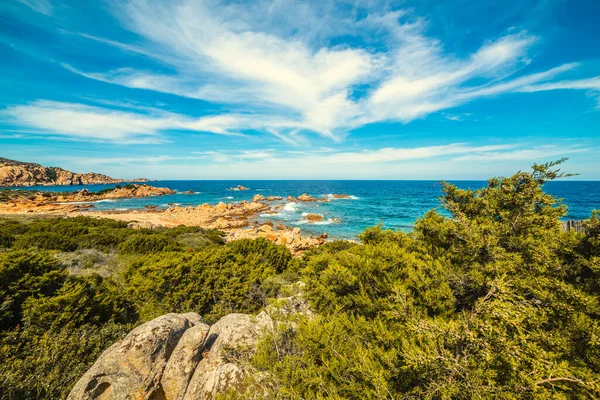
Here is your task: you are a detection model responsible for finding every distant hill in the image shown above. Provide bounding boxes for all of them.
[0,157,148,187]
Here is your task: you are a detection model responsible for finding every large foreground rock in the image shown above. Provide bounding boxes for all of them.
[68,312,274,400]
[68,313,201,400]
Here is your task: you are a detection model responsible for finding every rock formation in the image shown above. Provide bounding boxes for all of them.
[229,225,327,256]
[0,157,148,187]
[0,184,176,214]
[68,290,309,399]
[252,194,283,202]
[68,312,201,400]
[296,193,319,202]
[305,213,324,222]
[229,185,249,191]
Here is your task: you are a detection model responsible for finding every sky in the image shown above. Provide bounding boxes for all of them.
[0,0,599,180]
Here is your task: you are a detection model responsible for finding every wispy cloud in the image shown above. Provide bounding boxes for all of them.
[185,142,583,166]
[452,146,588,162]
[17,0,53,16]
[52,0,598,144]
[0,100,277,142]
[443,113,473,121]
[517,77,600,92]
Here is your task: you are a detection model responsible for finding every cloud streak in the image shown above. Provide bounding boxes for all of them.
[190,142,584,166]
[1,100,280,143]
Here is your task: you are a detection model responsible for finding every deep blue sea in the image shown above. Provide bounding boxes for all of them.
[8,181,600,239]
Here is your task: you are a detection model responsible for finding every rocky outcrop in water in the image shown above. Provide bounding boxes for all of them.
[252,194,283,202]
[296,193,320,202]
[305,213,324,222]
[0,157,147,187]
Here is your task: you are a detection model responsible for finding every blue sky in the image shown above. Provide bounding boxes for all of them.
[0,0,599,179]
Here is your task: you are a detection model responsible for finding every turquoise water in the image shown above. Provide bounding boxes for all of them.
[7,181,600,239]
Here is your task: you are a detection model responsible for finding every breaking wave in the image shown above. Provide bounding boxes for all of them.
[283,202,299,212]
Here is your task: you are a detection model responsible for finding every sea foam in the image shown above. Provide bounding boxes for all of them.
[283,202,299,212]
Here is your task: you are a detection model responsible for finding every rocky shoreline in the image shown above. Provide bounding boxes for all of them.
[0,184,176,213]
[0,186,351,256]
[82,201,329,256]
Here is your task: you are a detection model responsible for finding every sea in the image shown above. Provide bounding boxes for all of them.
[7,181,600,240]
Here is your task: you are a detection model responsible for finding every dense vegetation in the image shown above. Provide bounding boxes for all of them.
[0,217,293,399]
[1,160,599,399]
[247,160,600,399]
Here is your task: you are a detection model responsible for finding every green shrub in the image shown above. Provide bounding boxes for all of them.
[0,322,132,400]
[302,234,455,319]
[0,249,67,329]
[22,274,137,331]
[124,240,292,323]
[0,218,30,236]
[0,230,14,248]
[78,230,131,251]
[227,238,292,273]
[13,231,78,251]
[118,234,182,254]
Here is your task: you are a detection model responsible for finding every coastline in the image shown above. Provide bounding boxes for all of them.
[3,180,598,250]
[0,187,334,256]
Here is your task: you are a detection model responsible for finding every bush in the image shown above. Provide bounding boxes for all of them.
[124,240,292,323]
[0,249,67,328]
[14,231,78,251]
[0,322,132,400]
[0,231,14,248]
[118,234,182,254]
[0,218,30,236]
[226,238,292,273]
[302,233,455,319]
[22,274,137,331]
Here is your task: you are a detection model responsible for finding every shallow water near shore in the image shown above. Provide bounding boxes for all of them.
[7,180,600,240]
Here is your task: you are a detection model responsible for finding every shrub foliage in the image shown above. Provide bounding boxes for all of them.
[250,160,600,399]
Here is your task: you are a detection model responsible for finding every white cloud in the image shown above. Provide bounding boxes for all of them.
[55,1,598,144]
[1,100,302,142]
[2,101,165,142]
